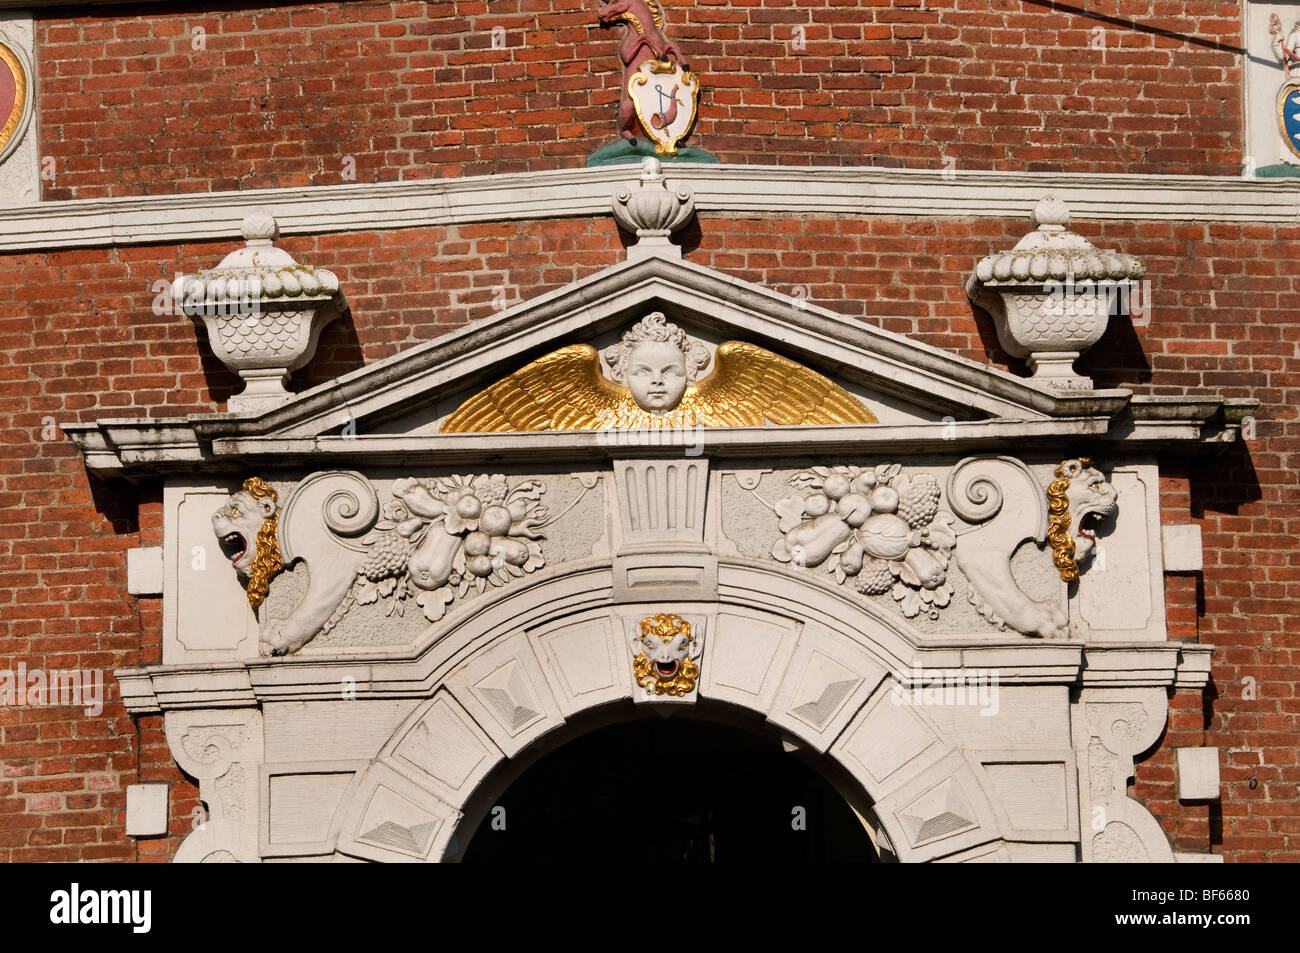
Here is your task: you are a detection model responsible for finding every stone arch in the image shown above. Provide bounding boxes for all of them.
[327,559,1069,863]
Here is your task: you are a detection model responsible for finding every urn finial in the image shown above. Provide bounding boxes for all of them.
[612,158,696,261]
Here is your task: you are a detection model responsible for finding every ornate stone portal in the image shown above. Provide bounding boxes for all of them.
[76,176,1244,863]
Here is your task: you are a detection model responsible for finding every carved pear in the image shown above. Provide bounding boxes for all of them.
[840,541,865,576]
[490,537,530,567]
[783,513,853,567]
[408,528,462,590]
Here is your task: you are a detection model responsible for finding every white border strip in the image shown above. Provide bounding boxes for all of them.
[0,163,1295,252]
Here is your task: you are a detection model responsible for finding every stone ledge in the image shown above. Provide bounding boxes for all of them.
[114,637,1209,714]
[3,164,1297,253]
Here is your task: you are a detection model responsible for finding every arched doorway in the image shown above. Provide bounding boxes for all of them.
[325,564,1076,863]
[458,711,880,863]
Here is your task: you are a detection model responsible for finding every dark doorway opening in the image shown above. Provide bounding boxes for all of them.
[462,717,879,863]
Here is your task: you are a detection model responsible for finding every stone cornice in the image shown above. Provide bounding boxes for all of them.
[3,164,1297,253]
[61,394,1253,477]
[112,639,1211,715]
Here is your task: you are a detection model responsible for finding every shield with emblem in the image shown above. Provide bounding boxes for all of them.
[1279,81,1300,162]
[628,58,700,157]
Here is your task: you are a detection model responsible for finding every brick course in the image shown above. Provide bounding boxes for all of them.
[36,0,1246,199]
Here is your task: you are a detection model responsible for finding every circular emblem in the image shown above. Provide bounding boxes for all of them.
[0,39,32,163]
[1279,82,1300,162]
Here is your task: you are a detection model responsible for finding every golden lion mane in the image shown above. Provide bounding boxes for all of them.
[1045,459,1090,583]
[241,477,283,611]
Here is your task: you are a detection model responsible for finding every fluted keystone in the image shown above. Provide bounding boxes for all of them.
[966,196,1146,392]
[612,157,696,261]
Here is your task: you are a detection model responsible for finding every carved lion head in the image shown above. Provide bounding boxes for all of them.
[1046,458,1118,581]
[630,612,701,696]
[211,477,283,609]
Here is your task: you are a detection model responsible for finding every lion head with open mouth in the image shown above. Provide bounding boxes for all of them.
[631,613,701,697]
[211,477,283,609]
[1046,458,1118,581]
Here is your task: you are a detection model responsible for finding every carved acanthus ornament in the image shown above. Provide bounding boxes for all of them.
[439,313,876,432]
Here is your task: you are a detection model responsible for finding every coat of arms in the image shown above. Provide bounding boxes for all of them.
[598,0,701,156]
[1270,14,1300,163]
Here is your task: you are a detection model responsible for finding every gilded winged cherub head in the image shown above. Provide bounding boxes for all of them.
[601,312,710,412]
[438,313,878,432]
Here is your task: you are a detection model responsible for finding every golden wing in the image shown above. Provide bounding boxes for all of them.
[687,342,877,426]
[439,344,628,432]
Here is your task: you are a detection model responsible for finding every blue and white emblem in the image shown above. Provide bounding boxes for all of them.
[1281,83,1300,160]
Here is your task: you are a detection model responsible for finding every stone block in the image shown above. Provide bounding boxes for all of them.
[125,783,169,837]
[1176,746,1220,801]
[126,546,163,596]
[1162,523,1203,573]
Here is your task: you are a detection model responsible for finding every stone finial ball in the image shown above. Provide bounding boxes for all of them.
[641,156,663,181]
[1031,195,1071,229]
[241,208,280,243]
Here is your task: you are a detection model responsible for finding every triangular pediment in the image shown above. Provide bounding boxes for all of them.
[219,255,1108,441]
[70,254,1247,475]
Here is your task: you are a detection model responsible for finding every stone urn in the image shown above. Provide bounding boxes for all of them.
[966,196,1145,390]
[178,209,346,413]
[611,157,696,260]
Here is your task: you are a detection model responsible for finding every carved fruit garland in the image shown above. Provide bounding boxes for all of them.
[770,464,956,620]
[352,474,548,625]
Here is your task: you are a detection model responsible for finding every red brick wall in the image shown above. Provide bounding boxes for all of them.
[36,0,1245,199]
[0,213,1296,860]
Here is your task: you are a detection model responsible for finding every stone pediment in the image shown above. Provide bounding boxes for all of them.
[68,253,1245,475]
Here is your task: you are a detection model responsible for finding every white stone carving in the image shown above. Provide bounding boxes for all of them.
[166,710,262,864]
[1272,13,1300,77]
[767,463,957,621]
[212,471,551,655]
[334,762,460,863]
[611,157,695,260]
[1073,688,1175,863]
[626,613,705,703]
[760,456,1115,638]
[896,777,978,847]
[768,625,886,752]
[384,693,502,807]
[612,457,709,548]
[178,210,346,412]
[948,456,1112,638]
[967,197,1145,390]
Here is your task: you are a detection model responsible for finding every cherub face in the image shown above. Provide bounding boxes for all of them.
[624,340,688,412]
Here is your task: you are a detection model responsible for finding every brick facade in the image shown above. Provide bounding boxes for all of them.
[38,0,1244,200]
[1,0,1295,863]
